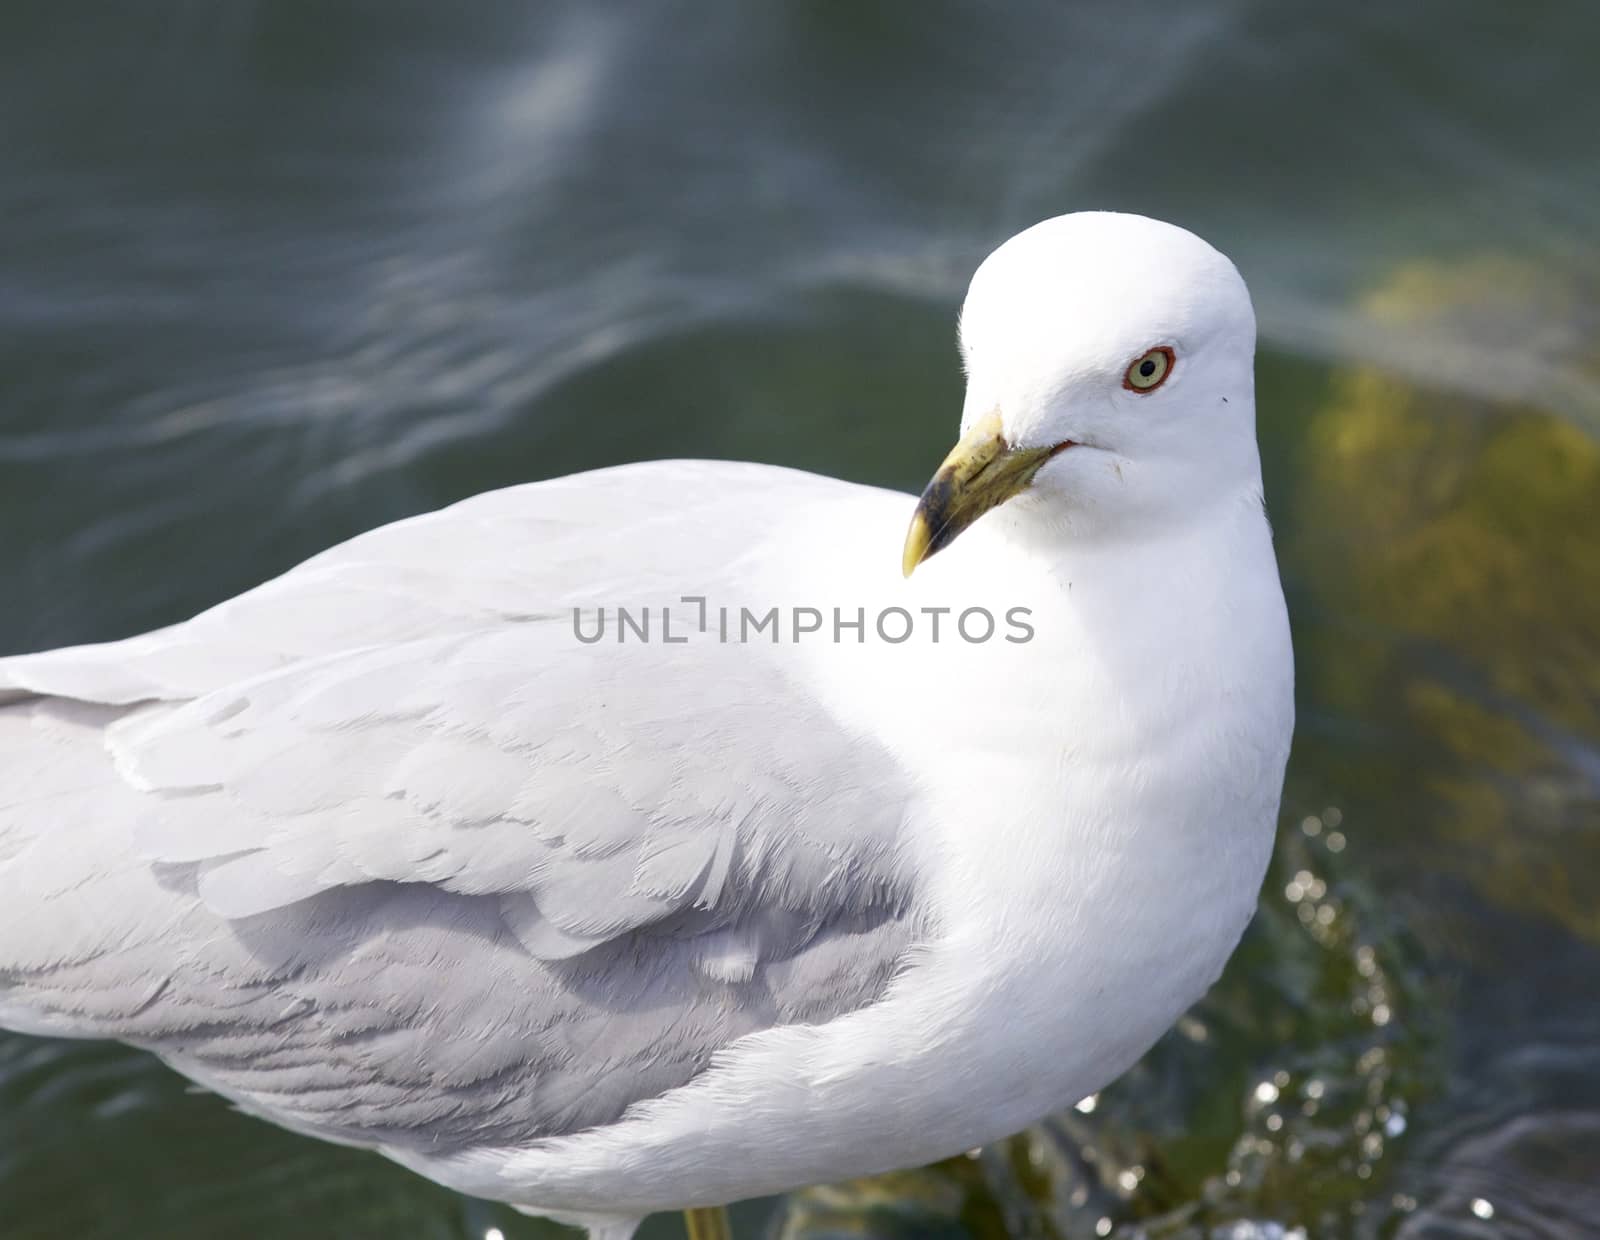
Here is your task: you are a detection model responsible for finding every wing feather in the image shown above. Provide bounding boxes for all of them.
[0,462,926,1153]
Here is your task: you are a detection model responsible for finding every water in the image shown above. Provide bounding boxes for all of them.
[1,3,1597,1236]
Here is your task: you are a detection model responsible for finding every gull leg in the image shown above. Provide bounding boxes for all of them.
[682,1205,733,1240]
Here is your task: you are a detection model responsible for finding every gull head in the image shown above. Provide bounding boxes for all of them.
[903,212,1260,576]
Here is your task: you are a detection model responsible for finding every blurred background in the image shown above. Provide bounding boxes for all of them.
[1,2,1596,1237]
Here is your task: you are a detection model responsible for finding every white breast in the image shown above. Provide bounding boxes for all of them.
[403,492,1292,1216]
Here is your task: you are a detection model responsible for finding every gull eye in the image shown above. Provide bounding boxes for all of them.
[1123,346,1175,393]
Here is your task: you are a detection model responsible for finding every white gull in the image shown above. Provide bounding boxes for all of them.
[0,212,1294,1239]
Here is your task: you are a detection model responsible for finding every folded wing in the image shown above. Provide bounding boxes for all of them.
[0,462,923,1152]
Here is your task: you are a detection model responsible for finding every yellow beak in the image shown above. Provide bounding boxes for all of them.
[901,409,1066,577]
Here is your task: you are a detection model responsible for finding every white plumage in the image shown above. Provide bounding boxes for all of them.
[0,212,1293,1238]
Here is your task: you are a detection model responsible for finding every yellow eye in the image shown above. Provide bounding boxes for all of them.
[1123,346,1174,393]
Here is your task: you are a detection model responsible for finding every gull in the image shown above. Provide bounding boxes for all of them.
[0,212,1294,1239]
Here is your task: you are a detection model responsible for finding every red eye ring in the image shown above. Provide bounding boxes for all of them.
[1123,346,1176,393]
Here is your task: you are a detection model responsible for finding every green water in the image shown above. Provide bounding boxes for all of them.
[1,3,1597,1237]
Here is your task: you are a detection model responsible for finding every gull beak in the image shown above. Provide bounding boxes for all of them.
[901,409,1068,578]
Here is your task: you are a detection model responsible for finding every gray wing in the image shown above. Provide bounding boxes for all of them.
[0,462,924,1153]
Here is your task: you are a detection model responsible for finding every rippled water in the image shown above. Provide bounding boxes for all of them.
[2,4,1597,1237]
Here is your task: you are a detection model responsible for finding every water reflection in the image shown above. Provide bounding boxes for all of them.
[1290,259,1600,944]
